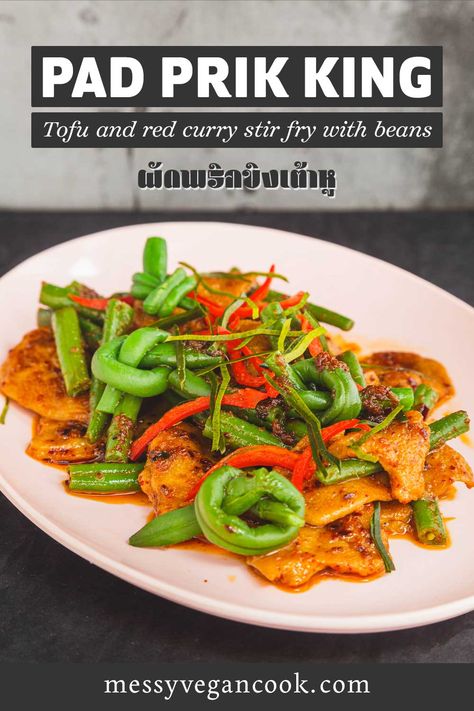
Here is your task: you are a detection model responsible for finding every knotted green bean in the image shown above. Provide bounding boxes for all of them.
[140,343,223,370]
[194,466,305,556]
[291,357,361,424]
[92,333,170,401]
[168,368,211,399]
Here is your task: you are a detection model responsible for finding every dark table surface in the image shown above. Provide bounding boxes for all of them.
[1,210,473,663]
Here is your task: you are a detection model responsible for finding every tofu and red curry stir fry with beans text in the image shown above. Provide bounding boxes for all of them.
[1,237,472,589]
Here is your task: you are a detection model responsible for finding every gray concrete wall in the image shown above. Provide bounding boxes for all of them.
[1,0,473,210]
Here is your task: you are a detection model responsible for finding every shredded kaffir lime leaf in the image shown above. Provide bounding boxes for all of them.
[0,396,9,425]
[210,365,230,453]
[370,502,395,572]
[284,327,326,363]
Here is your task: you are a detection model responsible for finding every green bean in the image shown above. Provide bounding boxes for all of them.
[105,393,142,462]
[95,328,169,412]
[129,465,307,550]
[412,497,447,545]
[68,462,143,493]
[266,290,354,331]
[79,316,102,350]
[93,338,170,403]
[37,307,52,327]
[158,275,197,318]
[291,357,361,424]
[319,412,470,485]
[52,306,90,397]
[40,282,104,324]
[414,383,439,411]
[195,467,305,556]
[143,268,186,315]
[265,352,306,390]
[203,411,282,449]
[321,459,382,485]
[132,271,160,289]
[102,299,134,342]
[87,300,134,443]
[140,343,223,370]
[131,283,150,300]
[129,504,201,547]
[338,350,366,387]
[168,368,211,399]
[143,236,167,282]
[302,309,329,352]
[391,387,415,412]
[180,296,199,310]
[286,419,308,439]
[429,410,469,450]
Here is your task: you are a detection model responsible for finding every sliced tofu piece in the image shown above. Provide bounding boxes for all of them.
[304,475,391,526]
[27,417,102,464]
[363,351,454,408]
[0,328,89,422]
[424,444,474,498]
[139,422,215,514]
[329,411,430,504]
[380,501,413,536]
[247,505,385,587]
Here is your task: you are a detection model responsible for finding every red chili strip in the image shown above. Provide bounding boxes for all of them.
[187,444,299,500]
[130,388,269,460]
[69,294,135,310]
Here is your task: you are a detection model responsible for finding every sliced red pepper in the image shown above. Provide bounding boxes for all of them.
[69,294,109,310]
[130,388,269,460]
[291,420,371,490]
[247,264,275,302]
[118,294,135,306]
[297,313,323,357]
[291,446,314,491]
[187,444,299,499]
[278,291,307,310]
[69,293,135,310]
[321,419,370,442]
[229,354,266,388]
[264,380,279,398]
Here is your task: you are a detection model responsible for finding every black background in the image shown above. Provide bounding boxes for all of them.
[0,210,473,662]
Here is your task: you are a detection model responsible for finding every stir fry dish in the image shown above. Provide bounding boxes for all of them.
[1,236,472,590]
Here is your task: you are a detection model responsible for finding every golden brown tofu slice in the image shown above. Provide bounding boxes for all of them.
[380,501,413,536]
[0,328,89,423]
[197,273,256,308]
[329,411,430,504]
[139,423,215,514]
[363,351,454,408]
[304,475,391,526]
[424,444,474,498]
[27,417,102,464]
[248,506,385,587]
